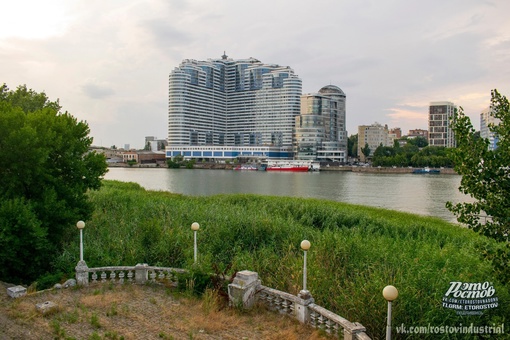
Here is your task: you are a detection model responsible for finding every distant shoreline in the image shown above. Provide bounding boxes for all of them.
[108,162,457,174]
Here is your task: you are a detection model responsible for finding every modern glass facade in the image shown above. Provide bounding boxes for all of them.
[167,54,302,159]
[294,85,347,161]
[428,101,456,148]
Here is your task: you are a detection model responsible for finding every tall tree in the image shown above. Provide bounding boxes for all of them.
[446,89,509,243]
[0,84,108,284]
[348,134,358,158]
[361,143,371,161]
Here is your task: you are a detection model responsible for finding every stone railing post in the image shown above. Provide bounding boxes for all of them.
[135,263,149,284]
[296,290,315,323]
[75,260,89,286]
[344,322,368,340]
[228,270,261,309]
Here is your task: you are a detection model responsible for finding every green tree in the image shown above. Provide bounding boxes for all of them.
[167,154,184,168]
[348,134,358,158]
[361,143,371,161]
[408,136,428,148]
[446,90,509,242]
[0,84,108,284]
[446,90,509,281]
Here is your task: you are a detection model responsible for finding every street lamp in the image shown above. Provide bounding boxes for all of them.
[383,285,398,340]
[76,221,85,262]
[191,222,200,263]
[300,240,311,293]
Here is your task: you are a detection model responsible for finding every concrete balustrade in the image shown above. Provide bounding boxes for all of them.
[75,263,370,339]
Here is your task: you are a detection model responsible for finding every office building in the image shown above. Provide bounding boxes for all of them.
[167,54,302,160]
[294,85,347,162]
[428,101,456,147]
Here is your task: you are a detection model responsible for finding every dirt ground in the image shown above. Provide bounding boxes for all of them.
[0,281,332,340]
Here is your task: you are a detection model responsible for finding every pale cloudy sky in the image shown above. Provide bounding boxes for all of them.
[1,0,509,149]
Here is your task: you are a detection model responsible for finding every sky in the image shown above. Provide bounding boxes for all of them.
[1,0,509,149]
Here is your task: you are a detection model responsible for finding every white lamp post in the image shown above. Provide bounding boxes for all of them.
[383,285,398,340]
[76,221,85,262]
[191,222,200,263]
[300,240,311,293]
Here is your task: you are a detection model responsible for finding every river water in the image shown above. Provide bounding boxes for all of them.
[104,167,472,223]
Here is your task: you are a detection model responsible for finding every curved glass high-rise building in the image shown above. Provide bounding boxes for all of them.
[168,54,302,159]
[294,85,347,162]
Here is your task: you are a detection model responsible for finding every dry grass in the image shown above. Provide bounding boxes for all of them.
[0,282,333,340]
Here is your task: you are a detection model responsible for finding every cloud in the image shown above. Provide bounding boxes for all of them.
[82,83,115,99]
[1,0,510,148]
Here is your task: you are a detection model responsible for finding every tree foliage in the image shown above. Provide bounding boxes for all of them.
[446,90,509,243]
[347,134,358,158]
[0,84,108,284]
[361,143,370,160]
[446,90,509,282]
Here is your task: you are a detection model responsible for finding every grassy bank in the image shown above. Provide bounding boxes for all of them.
[54,180,508,339]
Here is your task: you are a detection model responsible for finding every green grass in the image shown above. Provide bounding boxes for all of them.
[54,180,509,339]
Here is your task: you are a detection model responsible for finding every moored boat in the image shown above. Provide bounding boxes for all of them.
[265,160,312,172]
[234,164,259,171]
[412,167,440,174]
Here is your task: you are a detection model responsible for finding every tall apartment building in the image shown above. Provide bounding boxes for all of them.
[357,122,393,162]
[167,54,302,160]
[294,85,347,162]
[428,101,456,147]
[480,107,500,150]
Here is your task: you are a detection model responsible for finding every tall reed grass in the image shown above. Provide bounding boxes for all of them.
[54,180,509,339]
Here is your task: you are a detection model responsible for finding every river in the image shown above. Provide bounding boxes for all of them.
[104,167,472,223]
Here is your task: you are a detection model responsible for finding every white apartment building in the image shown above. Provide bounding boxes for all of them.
[167,53,302,160]
[480,107,500,150]
[428,101,456,147]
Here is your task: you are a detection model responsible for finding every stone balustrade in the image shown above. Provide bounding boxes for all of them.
[308,303,369,340]
[75,263,370,339]
[75,261,187,286]
[227,270,370,340]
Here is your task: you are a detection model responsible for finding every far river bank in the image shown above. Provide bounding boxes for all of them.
[108,162,457,174]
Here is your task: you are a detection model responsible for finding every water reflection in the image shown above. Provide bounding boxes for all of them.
[104,168,472,223]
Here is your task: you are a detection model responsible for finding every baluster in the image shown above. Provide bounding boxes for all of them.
[109,271,117,283]
[274,296,282,312]
[266,294,275,310]
[317,314,325,329]
[333,322,340,336]
[281,299,290,314]
[310,310,317,328]
[91,271,98,283]
[127,270,134,282]
[101,271,107,282]
[149,270,157,281]
[118,271,125,284]
[259,291,267,302]
[325,318,332,334]
[158,270,165,280]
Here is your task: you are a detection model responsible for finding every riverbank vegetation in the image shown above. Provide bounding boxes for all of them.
[51,180,509,339]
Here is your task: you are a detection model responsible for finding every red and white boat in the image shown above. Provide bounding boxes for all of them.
[265,160,313,172]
